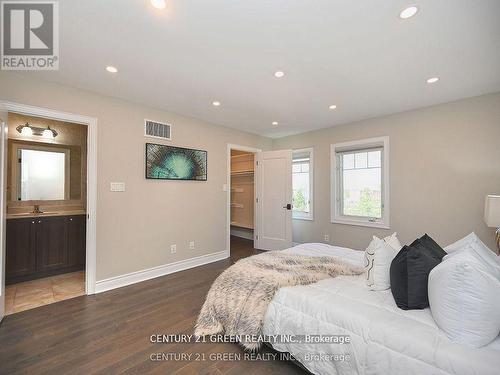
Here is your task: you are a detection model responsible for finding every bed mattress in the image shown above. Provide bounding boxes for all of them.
[262,243,500,375]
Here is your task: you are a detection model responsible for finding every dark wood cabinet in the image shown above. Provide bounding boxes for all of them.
[6,214,86,284]
[68,215,86,268]
[6,218,36,280]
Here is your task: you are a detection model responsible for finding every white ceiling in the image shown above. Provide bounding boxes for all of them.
[22,0,500,138]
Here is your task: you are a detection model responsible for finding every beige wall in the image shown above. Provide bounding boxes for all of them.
[273,93,500,251]
[0,72,271,280]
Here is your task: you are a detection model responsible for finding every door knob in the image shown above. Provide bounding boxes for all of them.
[282,204,292,210]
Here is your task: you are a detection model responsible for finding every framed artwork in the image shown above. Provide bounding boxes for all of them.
[145,143,207,181]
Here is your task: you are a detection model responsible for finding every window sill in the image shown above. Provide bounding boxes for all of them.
[331,217,389,229]
[293,215,314,221]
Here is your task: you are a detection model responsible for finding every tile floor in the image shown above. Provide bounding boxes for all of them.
[5,271,85,315]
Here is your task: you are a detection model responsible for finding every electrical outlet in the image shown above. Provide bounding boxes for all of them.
[110,182,126,192]
[189,241,195,250]
[324,234,330,242]
[170,244,177,254]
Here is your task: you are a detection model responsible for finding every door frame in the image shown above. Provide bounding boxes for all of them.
[226,144,261,255]
[0,115,7,322]
[0,101,97,296]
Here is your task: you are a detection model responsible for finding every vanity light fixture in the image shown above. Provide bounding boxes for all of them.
[16,122,58,138]
[18,122,33,136]
[42,126,58,139]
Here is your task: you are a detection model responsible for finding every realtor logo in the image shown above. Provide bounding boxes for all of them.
[1,0,59,70]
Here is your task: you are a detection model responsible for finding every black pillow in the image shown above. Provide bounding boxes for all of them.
[390,234,446,310]
[411,234,447,259]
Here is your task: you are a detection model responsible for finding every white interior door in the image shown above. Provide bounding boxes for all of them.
[0,113,7,321]
[256,150,292,250]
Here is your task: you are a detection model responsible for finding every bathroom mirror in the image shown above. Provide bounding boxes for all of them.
[17,148,69,201]
[12,145,70,201]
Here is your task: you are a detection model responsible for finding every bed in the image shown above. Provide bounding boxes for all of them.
[262,243,500,375]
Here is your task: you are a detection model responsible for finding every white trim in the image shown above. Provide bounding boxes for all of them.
[0,101,98,295]
[0,117,7,321]
[292,147,314,221]
[227,144,261,254]
[95,250,228,293]
[330,136,390,229]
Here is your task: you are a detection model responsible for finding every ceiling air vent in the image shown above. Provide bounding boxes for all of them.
[144,119,171,140]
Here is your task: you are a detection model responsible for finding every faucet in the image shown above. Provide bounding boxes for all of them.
[33,205,44,214]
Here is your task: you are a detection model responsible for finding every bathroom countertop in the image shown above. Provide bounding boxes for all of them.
[6,210,87,219]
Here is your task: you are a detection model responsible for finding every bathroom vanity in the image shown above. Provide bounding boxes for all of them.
[6,213,86,284]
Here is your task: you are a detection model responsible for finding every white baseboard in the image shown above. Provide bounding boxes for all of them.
[95,250,229,294]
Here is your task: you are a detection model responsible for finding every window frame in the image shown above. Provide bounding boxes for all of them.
[292,147,314,221]
[330,137,390,229]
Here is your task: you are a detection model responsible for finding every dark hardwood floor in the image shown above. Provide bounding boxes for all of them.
[0,236,306,375]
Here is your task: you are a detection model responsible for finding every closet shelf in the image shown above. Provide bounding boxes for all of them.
[231,170,254,176]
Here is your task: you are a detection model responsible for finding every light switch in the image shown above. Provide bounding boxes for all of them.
[222,184,228,192]
[110,182,126,192]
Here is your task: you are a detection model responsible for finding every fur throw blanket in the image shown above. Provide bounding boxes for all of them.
[195,250,363,350]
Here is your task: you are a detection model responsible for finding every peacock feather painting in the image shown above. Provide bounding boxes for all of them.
[146,143,207,181]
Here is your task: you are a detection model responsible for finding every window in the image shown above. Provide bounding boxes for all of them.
[331,137,389,228]
[292,148,313,220]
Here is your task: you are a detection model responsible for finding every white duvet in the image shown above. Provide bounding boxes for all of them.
[262,243,500,375]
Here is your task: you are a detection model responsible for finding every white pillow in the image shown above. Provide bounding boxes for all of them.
[383,232,402,252]
[364,235,399,291]
[444,232,478,253]
[428,246,500,348]
[444,232,500,274]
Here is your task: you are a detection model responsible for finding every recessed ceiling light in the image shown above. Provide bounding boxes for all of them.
[272,121,278,126]
[427,77,439,83]
[212,101,221,106]
[106,66,118,73]
[274,71,285,78]
[329,104,337,110]
[150,0,166,9]
[399,6,418,19]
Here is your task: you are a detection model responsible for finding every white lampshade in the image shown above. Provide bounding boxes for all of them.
[42,128,54,139]
[484,195,500,227]
[20,126,33,136]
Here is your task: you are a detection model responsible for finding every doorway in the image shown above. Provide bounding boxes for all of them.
[0,102,97,321]
[226,144,260,257]
[226,145,293,256]
[4,113,87,314]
